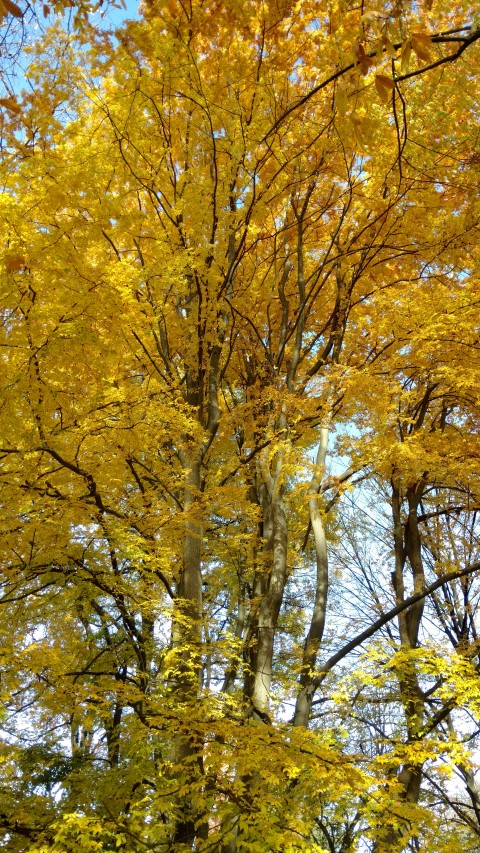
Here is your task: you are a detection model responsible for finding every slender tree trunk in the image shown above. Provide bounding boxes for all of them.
[293,425,330,727]
[375,479,427,852]
[251,489,288,714]
[170,454,205,847]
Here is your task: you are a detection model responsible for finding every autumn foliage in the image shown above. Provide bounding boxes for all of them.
[0,0,480,850]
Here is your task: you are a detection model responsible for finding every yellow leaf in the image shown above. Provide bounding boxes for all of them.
[351,114,367,149]
[411,31,432,45]
[411,33,431,62]
[375,74,395,104]
[335,85,348,116]
[401,39,412,72]
[384,37,397,59]
[371,37,383,59]
[361,10,381,23]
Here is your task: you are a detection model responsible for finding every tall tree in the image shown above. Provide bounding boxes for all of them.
[0,1,479,850]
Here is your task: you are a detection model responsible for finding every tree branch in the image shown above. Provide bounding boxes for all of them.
[262,25,480,142]
[315,561,480,685]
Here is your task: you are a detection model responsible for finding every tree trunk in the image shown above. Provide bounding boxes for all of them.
[170,455,205,847]
[293,426,330,727]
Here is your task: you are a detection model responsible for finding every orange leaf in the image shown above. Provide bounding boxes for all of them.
[6,254,27,272]
[0,97,22,114]
[2,0,23,18]
[354,43,370,75]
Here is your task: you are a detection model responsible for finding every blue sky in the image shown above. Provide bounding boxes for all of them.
[95,0,141,29]
[2,0,141,95]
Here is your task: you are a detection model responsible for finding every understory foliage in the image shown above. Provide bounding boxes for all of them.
[0,0,480,850]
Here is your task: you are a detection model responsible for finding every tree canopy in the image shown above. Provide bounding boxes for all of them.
[0,1,480,851]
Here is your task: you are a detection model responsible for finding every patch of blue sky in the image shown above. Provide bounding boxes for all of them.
[2,0,140,97]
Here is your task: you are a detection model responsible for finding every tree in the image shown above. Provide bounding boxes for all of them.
[0,0,479,850]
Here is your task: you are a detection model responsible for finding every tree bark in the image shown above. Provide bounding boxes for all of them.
[293,426,330,727]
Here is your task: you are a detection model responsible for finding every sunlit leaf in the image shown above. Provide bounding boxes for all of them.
[375,73,395,104]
